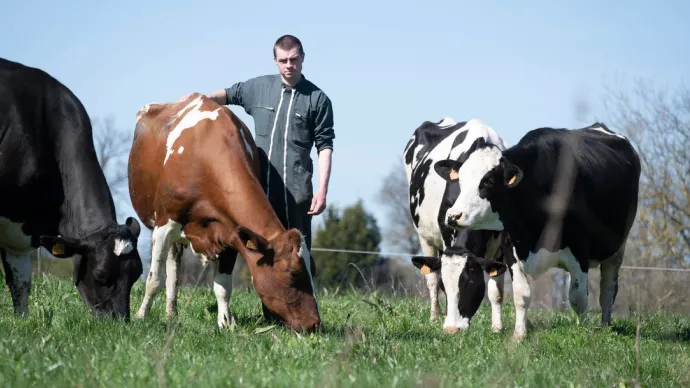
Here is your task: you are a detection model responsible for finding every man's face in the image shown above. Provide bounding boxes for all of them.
[274,46,303,83]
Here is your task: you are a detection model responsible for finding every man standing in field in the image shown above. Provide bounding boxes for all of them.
[200,35,335,255]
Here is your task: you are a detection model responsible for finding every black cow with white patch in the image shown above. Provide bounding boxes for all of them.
[0,58,143,319]
[434,122,641,339]
[404,117,513,333]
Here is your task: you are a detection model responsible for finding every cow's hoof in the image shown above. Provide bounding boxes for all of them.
[491,325,502,333]
[512,330,527,342]
[134,310,146,319]
[217,314,236,330]
[444,326,460,334]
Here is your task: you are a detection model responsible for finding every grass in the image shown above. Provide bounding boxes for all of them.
[1,274,689,387]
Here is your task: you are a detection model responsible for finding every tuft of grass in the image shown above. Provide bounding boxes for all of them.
[0,274,689,387]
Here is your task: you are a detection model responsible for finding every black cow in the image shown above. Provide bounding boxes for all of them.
[434,122,641,340]
[404,117,512,334]
[0,58,143,319]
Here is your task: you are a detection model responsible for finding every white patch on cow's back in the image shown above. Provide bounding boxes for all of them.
[136,103,153,122]
[438,116,458,128]
[448,146,504,230]
[0,217,32,254]
[164,97,220,165]
[587,124,626,139]
[177,146,184,154]
[113,238,134,256]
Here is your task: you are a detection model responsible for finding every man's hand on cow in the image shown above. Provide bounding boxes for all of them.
[308,190,327,215]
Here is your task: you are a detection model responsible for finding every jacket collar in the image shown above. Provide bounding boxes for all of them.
[280,74,307,92]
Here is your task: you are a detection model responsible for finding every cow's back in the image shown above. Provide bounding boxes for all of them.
[129,94,259,230]
[508,124,641,259]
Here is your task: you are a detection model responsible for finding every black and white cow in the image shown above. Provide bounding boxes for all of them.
[404,117,513,333]
[434,122,641,339]
[0,58,143,319]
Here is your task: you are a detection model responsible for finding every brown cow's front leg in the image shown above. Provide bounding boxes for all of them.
[213,249,238,329]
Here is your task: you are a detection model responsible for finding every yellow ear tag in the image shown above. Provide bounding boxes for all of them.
[52,243,65,256]
[508,174,517,186]
[449,169,459,180]
[246,240,256,250]
[489,269,498,277]
[420,265,431,275]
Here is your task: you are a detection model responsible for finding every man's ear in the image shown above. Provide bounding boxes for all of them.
[237,226,271,253]
[39,236,81,258]
[434,159,463,181]
[476,257,508,277]
[411,256,442,275]
[502,158,523,188]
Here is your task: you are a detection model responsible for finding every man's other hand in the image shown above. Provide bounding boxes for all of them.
[308,190,327,215]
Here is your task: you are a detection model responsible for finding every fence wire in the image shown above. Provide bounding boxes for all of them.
[310,247,690,272]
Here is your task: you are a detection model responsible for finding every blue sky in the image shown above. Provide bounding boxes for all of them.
[2,0,689,257]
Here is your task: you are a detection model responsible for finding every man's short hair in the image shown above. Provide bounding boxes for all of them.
[273,35,305,58]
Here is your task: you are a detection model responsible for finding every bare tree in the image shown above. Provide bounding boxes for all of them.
[602,78,690,313]
[376,160,420,254]
[91,116,132,203]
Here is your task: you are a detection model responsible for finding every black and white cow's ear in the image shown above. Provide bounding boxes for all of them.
[434,159,463,181]
[125,217,141,239]
[39,235,82,259]
[502,158,523,188]
[476,257,508,277]
[411,256,441,275]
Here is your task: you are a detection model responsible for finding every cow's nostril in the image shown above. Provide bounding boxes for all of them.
[449,213,463,221]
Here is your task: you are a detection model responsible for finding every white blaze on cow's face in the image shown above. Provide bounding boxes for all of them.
[436,146,505,231]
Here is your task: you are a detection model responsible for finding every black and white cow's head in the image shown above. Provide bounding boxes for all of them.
[38,217,143,320]
[412,247,508,331]
[434,144,523,231]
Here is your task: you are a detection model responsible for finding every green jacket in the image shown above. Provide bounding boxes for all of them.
[225,74,335,207]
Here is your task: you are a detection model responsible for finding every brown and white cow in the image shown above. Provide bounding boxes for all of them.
[128,93,321,333]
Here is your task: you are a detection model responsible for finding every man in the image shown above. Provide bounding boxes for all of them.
[200,35,335,251]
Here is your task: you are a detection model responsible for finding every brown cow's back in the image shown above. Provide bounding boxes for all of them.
[129,94,265,235]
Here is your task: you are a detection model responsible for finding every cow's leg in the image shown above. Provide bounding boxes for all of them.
[419,239,441,321]
[566,259,589,325]
[136,223,176,319]
[599,245,624,326]
[1,249,31,317]
[214,249,238,329]
[165,243,184,318]
[441,253,469,333]
[511,261,532,341]
[487,273,504,333]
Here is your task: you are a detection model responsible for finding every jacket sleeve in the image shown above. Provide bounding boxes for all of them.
[224,78,256,109]
[313,93,335,152]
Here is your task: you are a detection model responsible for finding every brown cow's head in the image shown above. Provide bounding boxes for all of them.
[237,226,321,333]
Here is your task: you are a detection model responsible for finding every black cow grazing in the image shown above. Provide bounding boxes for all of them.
[0,58,143,319]
[404,117,512,334]
[434,122,641,340]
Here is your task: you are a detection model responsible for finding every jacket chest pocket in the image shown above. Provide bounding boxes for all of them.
[252,105,275,137]
[290,110,312,148]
